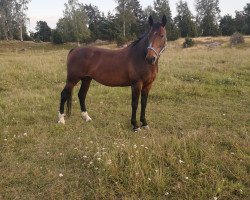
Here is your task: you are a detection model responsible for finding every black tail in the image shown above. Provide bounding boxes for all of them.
[66,87,73,116]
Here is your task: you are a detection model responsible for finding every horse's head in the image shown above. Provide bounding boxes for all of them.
[146,15,167,65]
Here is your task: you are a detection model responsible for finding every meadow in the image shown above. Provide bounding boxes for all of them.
[0,37,249,199]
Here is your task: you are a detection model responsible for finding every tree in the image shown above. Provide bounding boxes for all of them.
[56,0,90,44]
[244,3,250,34]
[153,0,180,40]
[219,15,236,36]
[128,0,145,37]
[235,3,250,35]
[51,29,63,44]
[33,21,51,42]
[0,0,30,40]
[235,11,245,34]
[195,0,220,36]
[84,4,103,41]
[175,0,197,37]
[115,0,144,39]
[14,0,31,41]
[0,0,15,40]
[153,0,172,30]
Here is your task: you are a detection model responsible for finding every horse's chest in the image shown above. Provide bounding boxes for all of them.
[145,67,157,83]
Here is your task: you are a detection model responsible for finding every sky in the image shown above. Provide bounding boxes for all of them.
[27,0,249,31]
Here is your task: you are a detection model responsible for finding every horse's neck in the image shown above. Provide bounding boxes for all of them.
[128,36,148,59]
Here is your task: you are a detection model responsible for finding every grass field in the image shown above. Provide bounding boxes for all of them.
[0,37,250,199]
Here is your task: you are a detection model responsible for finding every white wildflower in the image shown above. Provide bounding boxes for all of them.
[106,159,112,165]
[133,144,137,149]
[148,178,151,181]
[179,159,185,164]
[97,157,101,161]
[59,173,63,177]
[185,176,189,180]
[23,133,27,136]
[4,138,7,141]
[82,155,88,158]
[165,192,169,196]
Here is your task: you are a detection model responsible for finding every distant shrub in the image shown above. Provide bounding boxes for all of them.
[183,37,195,48]
[116,35,128,47]
[51,29,63,44]
[230,32,245,45]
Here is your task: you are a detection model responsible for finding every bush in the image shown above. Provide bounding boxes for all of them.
[230,32,245,45]
[183,37,195,48]
[51,29,63,44]
[116,35,128,47]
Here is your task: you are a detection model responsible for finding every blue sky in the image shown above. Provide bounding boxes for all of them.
[27,0,249,31]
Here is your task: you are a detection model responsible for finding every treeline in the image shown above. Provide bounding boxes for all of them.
[0,0,31,41]
[0,0,250,45]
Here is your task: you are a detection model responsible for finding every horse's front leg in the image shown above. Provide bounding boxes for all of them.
[140,83,152,129]
[131,82,142,131]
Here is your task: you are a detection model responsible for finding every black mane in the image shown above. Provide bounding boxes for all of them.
[129,33,148,47]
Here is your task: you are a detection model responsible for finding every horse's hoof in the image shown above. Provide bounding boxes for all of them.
[58,113,65,124]
[133,127,141,132]
[142,125,149,130]
[81,112,92,122]
[85,117,92,122]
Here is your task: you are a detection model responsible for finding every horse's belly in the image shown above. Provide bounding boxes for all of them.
[91,67,130,87]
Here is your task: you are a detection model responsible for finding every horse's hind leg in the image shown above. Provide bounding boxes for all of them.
[78,76,92,122]
[58,82,74,124]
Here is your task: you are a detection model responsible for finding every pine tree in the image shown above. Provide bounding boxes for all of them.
[84,4,102,41]
[175,0,197,37]
[219,15,236,36]
[195,0,220,36]
[153,0,172,30]
[115,0,144,39]
[33,21,51,42]
[153,0,179,41]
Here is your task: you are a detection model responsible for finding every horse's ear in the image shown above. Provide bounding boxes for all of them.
[148,16,154,27]
[162,15,167,27]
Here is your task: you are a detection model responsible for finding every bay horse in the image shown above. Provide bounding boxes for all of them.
[58,15,167,131]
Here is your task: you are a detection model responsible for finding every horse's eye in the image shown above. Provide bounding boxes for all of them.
[161,35,164,38]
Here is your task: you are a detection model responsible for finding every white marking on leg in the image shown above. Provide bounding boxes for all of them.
[81,111,92,122]
[142,125,150,130]
[58,112,65,124]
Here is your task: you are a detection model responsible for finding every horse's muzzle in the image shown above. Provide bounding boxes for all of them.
[146,56,156,65]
